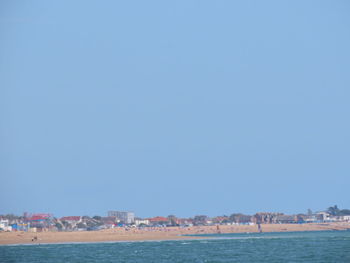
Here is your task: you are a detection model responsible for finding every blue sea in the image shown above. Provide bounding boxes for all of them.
[1,230,350,262]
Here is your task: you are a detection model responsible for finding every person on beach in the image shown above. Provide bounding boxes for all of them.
[258,223,262,233]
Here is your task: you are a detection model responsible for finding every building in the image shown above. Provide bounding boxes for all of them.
[315,212,331,222]
[340,215,350,222]
[0,219,12,231]
[134,218,150,226]
[60,216,82,229]
[254,212,283,224]
[26,213,52,231]
[107,211,135,224]
[148,216,169,226]
[60,216,82,223]
[177,218,193,226]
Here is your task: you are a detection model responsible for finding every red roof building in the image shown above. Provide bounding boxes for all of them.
[27,215,50,221]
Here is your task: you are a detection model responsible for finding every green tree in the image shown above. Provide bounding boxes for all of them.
[339,209,350,216]
[327,205,340,216]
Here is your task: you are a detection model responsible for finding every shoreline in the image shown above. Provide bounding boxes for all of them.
[2,229,350,247]
[1,222,349,246]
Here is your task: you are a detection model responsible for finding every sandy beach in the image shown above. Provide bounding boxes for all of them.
[1,222,349,245]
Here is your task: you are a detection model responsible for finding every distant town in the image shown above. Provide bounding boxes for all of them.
[1,205,349,233]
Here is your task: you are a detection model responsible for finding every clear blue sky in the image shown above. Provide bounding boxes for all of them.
[1,0,349,218]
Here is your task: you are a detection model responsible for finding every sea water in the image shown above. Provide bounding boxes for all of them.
[1,230,350,262]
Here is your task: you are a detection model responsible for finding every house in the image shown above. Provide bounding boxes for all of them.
[148,216,169,226]
[60,216,82,224]
[108,211,135,224]
[59,216,83,230]
[177,218,193,227]
[254,212,283,224]
[340,215,350,222]
[27,214,52,231]
[134,218,149,226]
[315,212,331,222]
[101,217,117,228]
[0,219,12,231]
[101,217,117,223]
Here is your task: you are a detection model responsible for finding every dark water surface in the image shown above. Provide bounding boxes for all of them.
[1,230,350,262]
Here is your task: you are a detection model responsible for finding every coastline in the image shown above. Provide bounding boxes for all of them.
[1,222,349,245]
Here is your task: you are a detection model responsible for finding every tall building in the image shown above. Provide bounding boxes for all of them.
[108,211,135,224]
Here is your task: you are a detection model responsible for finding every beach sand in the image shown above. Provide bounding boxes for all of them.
[1,222,349,245]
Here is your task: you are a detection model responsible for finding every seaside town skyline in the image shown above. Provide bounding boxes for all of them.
[1,205,350,233]
[2,205,350,220]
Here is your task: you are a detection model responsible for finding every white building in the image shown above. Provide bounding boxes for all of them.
[108,211,135,224]
[315,212,331,222]
[134,219,150,226]
[0,219,12,231]
[341,215,350,222]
